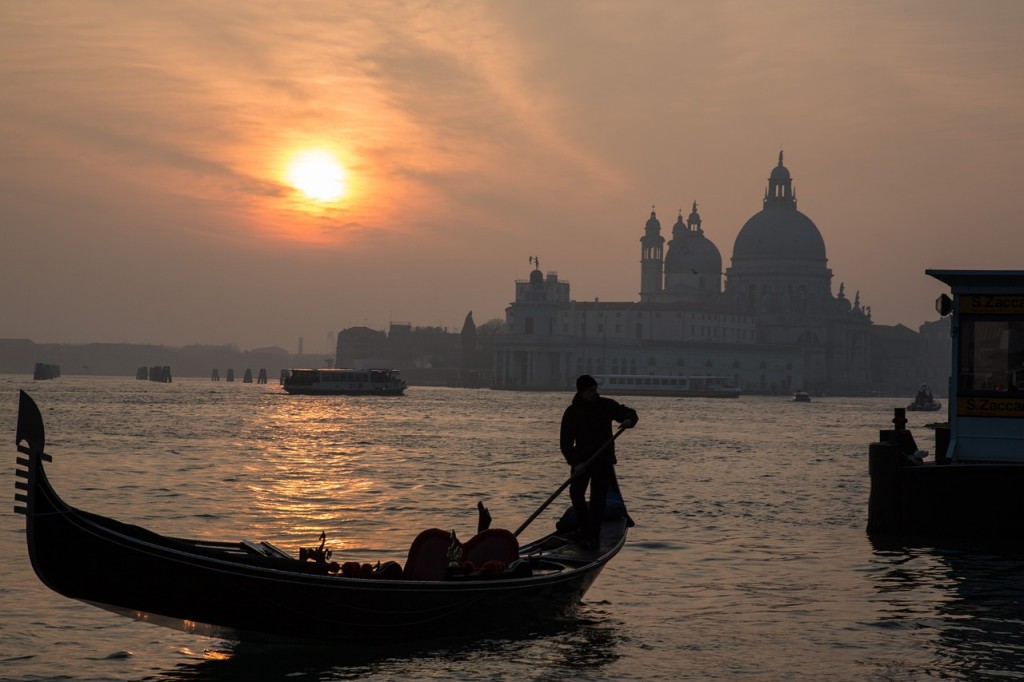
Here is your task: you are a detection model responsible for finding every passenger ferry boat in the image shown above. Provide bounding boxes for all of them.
[281,368,407,396]
[592,374,740,398]
[868,270,1024,541]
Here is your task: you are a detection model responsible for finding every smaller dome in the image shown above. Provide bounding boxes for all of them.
[664,202,722,291]
[529,268,544,286]
[665,233,722,276]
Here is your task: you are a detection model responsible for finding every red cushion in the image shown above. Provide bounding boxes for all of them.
[404,528,456,581]
[462,529,519,570]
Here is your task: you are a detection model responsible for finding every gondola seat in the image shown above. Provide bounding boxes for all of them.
[403,528,454,581]
[461,528,518,571]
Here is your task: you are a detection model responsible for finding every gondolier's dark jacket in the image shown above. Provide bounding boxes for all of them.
[559,394,638,468]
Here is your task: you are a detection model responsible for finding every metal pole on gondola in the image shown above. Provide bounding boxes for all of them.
[513,425,627,538]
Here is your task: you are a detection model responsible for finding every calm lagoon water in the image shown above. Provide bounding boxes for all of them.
[2,376,1023,681]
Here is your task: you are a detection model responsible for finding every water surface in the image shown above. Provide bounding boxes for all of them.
[1,376,1021,680]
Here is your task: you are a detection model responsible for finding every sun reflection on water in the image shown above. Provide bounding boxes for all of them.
[235,395,431,560]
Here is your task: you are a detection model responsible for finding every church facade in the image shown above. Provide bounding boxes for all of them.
[493,153,875,395]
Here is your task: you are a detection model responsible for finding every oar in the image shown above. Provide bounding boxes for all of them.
[513,425,627,538]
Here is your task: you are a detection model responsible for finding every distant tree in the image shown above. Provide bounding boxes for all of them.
[460,311,477,354]
[468,318,507,376]
[477,318,508,336]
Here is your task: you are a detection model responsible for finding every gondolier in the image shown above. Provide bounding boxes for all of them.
[560,375,638,548]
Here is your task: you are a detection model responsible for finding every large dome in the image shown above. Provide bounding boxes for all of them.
[732,208,825,262]
[731,152,826,263]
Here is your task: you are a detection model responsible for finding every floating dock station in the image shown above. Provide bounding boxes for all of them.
[869,270,1024,541]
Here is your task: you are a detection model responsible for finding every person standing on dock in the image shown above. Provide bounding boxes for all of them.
[560,374,638,547]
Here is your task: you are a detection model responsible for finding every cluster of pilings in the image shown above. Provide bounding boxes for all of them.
[211,368,267,384]
[137,366,172,382]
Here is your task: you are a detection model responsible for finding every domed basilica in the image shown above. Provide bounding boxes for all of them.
[494,153,875,395]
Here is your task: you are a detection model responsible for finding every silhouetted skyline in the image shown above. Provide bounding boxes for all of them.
[3,2,1023,351]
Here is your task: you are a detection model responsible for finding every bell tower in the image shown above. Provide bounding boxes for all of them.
[639,207,664,301]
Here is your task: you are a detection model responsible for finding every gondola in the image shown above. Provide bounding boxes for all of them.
[13,391,629,643]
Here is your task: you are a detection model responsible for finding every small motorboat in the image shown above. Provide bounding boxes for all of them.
[14,391,628,643]
[906,383,941,412]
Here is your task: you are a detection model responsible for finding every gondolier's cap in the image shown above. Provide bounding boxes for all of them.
[576,374,598,392]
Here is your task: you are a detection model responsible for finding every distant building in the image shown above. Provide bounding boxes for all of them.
[493,265,805,393]
[493,153,938,395]
[870,324,922,395]
[334,319,495,386]
[335,326,389,367]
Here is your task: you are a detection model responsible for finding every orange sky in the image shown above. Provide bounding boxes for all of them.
[2,1,1024,352]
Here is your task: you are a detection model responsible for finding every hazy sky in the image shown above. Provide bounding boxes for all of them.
[3,1,1023,354]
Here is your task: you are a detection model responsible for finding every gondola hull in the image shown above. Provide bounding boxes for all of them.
[14,391,627,643]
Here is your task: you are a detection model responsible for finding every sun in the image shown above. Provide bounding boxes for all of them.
[286,150,348,202]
